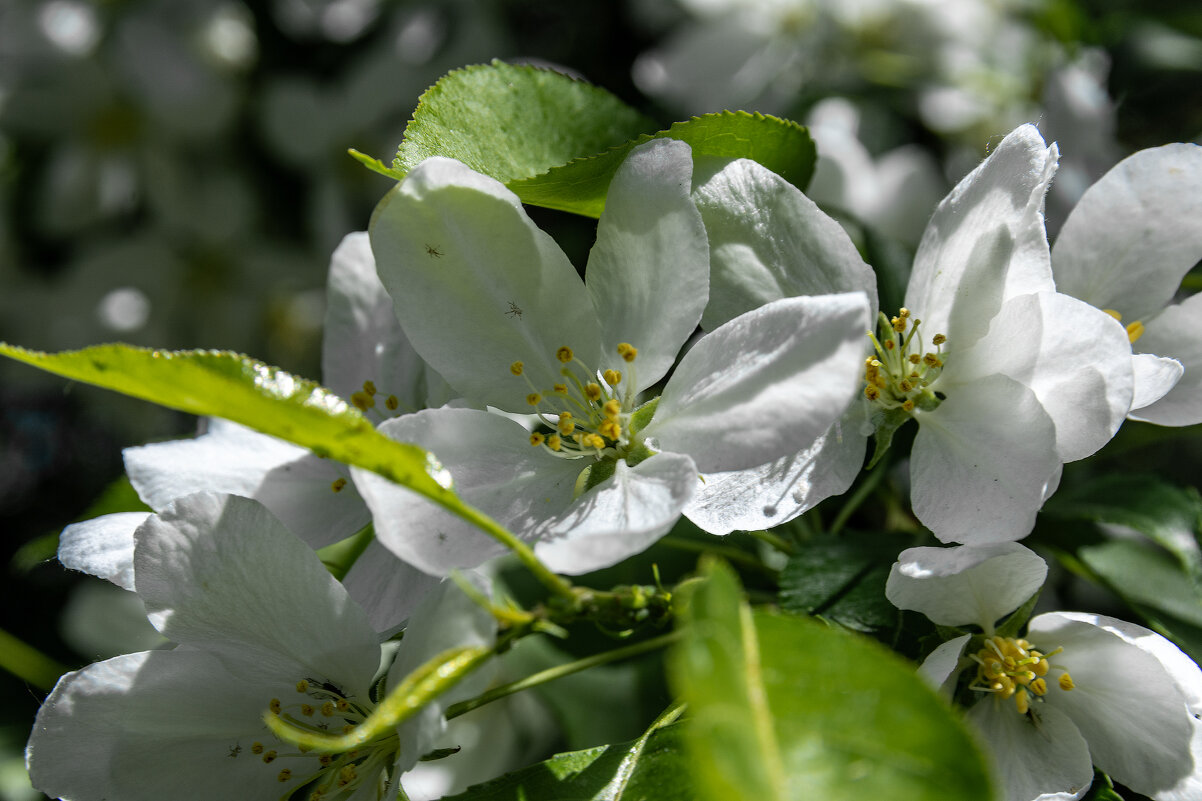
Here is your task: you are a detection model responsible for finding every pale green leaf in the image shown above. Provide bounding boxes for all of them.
[673,559,994,801]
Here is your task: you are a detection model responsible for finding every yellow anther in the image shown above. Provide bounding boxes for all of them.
[530,432,545,447]
[553,383,568,395]
[557,417,576,435]
[617,343,638,362]
[385,395,399,411]
[884,339,895,350]
[342,724,355,735]
[902,399,915,412]
[932,333,947,346]
[319,754,333,766]
[321,701,335,716]
[251,742,264,755]
[547,434,562,451]
[510,361,524,376]
[603,399,621,418]
[584,434,605,450]
[909,353,921,364]
[1032,658,1049,677]
[338,765,358,787]
[891,316,907,333]
[1102,308,1123,321]
[296,680,309,693]
[336,699,349,712]
[526,393,542,406]
[599,420,621,440]
[300,704,314,716]
[1015,688,1030,715]
[585,383,602,401]
[603,368,622,386]
[922,353,942,368]
[1126,320,1144,343]
[864,385,881,401]
[269,698,281,715]
[350,391,374,411]
[278,769,293,782]
[556,346,574,363]
[1059,673,1075,691]
[330,478,347,493]
[898,379,914,392]
[362,380,377,396]
[898,308,911,319]
[1030,677,1048,696]
[262,751,278,764]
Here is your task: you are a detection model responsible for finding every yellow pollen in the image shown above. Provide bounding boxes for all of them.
[251,742,264,755]
[1126,320,1144,343]
[617,343,638,362]
[898,379,914,392]
[865,385,881,401]
[510,361,524,376]
[1059,673,1075,691]
[584,434,605,450]
[884,339,895,350]
[342,724,355,735]
[599,420,621,440]
[362,380,376,396]
[530,432,545,447]
[1103,308,1123,321]
[902,399,915,412]
[1030,677,1048,696]
[932,334,947,346]
[269,699,281,715]
[385,395,399,411]
[603,368,621,386]
[547,434,562,451]
[891,316,907,333]
[350,391,374,411]
[330,478,347,493]
[300,704,314,716]
[278,769,293,782]
[296,680,309,693]
[923,353,942,368]
[319,755,333,766]
[262,750,277,764]
[556,346,574,363]
[321,701,335,716]
[336,699,349,712]
[527,393,542,406]
[338,766,358,787]
[603,399,621,418]
[585,383,602,401]
[553,383,568,395]
[557,418,576,435]
[908,353,921,364]
[1015,688,1030,715]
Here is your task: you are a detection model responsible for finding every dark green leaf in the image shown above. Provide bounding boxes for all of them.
[778,532,905,633]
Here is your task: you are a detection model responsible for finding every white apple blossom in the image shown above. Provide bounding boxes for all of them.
[1051,143,1202,426]
[694,124,1135,543]
[886,543,1202,801]
[27,492,496,801]
[354,138,871,575]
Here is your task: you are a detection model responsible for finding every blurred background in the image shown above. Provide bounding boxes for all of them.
[2,0,1201,797]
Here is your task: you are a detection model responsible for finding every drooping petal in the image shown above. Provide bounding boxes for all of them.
[369,157,602,410]
[341,539,443,636]
[917,634,971,697]
[58,512,150,591]
[125,419,368,549]
[534,452,699,574]
[1030,612,1196,796]
[645,293,870,473]
[26,648,319,801]
[389,573,496,773]
[691,156,877,330]
[953,292,1132,463]
[885,543,1047,629]
[1129,352,1184,414]
[134,492,380,689]
[966,698,1093,801]
[906,124,1057,348]
[1052,143,1202,322]
[585,139,709,390]
[683,421,865,535]
[322,230,449,411]
[350,409,582,575]
[910,373,1059,543]
[1129,292,1202,426]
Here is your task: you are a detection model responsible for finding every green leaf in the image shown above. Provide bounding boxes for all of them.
[1044,473,1202,576]
[509,112,818,217]
[394,60,655,184]
[778,531,904,634]
[441,718,694,801]
[1078,539,1202,628]
[0,344,459,508]
[673,559,994,801]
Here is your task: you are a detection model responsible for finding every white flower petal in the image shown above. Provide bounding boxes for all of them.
[125,419,367,549]
[917,633,972,697]
[58,512,150,591]
[322,230,446,411]
[352,409,582,575]
[907,125,1057,347]
[27,649,309,801]
[585,139,708,390]
[885,543,1047,629]
[911,373,1059,543]
[691,157,877,330]
[342,539,443,637]
[1129,292,1202,426]
[135,492,379,689]
[369,157,602,410]
[1031,612,1196,795]
[1052,143,1202,322]
[955,292,1133,462]
[646,293,869,473]
[1130,352,1184,413]
[966,698,1093,801]
[683,422,865,535]
[534,452,698,574]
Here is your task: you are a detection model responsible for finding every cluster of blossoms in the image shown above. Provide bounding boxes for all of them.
[23,111,1202,801]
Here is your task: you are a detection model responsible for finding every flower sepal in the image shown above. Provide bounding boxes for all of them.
[865,406,911,470]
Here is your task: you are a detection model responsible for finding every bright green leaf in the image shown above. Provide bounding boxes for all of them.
[0,344,459,508]
[673,559,994,801]
[440,718,694,801]
[394,60,655,184]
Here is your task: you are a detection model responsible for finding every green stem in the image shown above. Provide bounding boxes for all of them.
[828,460,889,536]
[658,536,776,576]
[0,628,69,690]
[318,523,375,581]
[445,630,682,720]
[444,502,575,600]
[747,528,796,555]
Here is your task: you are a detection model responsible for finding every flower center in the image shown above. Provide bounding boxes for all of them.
[863,308,947,414]
[238,678,399,800]
[1103,309,1145,343]
[969,635,1075,716]
[510,343,641,460]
